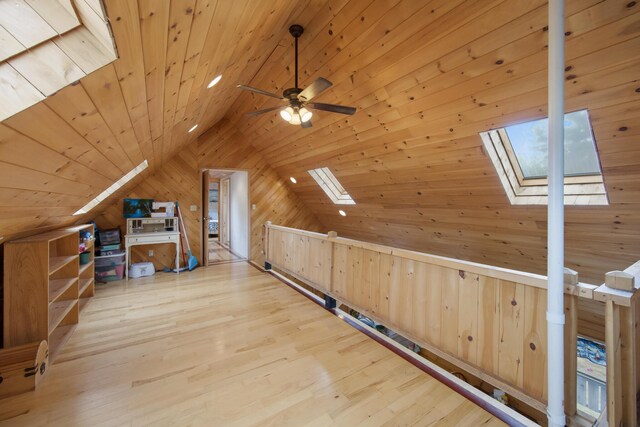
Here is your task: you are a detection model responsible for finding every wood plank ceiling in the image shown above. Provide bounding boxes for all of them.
[0,0,638,286]
[0,0,316,240]
[219,0,640,284]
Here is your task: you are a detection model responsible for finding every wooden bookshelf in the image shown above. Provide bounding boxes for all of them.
[78,261,93,276]
[74,224,95,301]
[48,299,78,332]
[79,278,94,297]
[49,255,78,275]
[3,224,95,361]
[48,324,76,362]
[49,277,78,303]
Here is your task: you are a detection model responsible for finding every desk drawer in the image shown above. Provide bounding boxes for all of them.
[127,234,178,245]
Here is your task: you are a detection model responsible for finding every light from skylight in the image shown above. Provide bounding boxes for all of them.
[505,109,601,179]
[308,167,355,205]
[73,160,148,215]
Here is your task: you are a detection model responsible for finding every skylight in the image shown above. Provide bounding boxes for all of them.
[308,167,355,205]
[504,110,601,179]
[73,160,148,215]
[480,110,608,206]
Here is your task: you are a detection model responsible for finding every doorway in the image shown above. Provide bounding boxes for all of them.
[202,169,250,265]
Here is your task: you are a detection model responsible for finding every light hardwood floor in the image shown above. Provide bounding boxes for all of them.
[0,263,505,426]
[207,239,244,265]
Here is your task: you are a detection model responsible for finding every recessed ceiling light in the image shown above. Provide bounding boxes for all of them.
[207,75,222,88]
[338,210,346,217]
[290,177,297,184]
[188,124,198,133]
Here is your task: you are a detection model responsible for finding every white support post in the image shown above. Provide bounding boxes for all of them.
[547,1,566,426]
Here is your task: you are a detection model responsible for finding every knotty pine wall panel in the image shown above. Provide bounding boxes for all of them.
[93,146,202,270]
[92,122,323,269]
[196,121,324,264]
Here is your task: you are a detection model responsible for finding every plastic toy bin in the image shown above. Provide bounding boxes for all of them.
[98,228,121,246]
[95,252,126,282]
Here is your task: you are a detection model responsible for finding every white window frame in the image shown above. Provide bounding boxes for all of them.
[480,129,608,206]
[308,167,355,205]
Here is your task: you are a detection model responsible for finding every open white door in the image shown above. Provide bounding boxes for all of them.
[219,177,230,248]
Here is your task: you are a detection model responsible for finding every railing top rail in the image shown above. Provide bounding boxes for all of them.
[594,260,640,307]
[266,223,328,239]
[265,222,598,295]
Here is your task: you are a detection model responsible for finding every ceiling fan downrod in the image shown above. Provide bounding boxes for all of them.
[289,24,304,90]
[236,23,356,127]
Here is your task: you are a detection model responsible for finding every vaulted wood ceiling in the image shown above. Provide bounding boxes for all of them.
[1,0,639,284]
[219,0,640,283]
[0,0,313,239]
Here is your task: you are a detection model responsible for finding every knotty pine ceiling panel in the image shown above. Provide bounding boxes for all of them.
[0,0,317,241]
[219,0,640,284]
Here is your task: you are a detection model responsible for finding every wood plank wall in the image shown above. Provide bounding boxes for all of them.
[93,146,202,270]
[92,121,323,268]
[196,121,324,264]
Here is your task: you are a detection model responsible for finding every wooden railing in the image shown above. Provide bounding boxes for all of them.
[593,261,640,427]
[263,222,601,419]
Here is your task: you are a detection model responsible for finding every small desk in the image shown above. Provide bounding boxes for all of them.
[124,231,180,279]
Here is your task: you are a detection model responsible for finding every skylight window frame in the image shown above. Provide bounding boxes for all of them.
[496,128,604,188]
[308,167,355,205]
[480,112,608,206]
[73,160,149,215]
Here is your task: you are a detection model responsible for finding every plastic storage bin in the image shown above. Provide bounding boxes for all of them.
[95,252,125,268]
[79,251,91,265]
[95,252,126,282]
[95,265,125,282]
[98,244,121,256]
[97,228,121,246]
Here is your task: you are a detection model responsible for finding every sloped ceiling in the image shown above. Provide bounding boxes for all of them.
[0,0,317,240]
[0,0,638,285]
[221,0,640,284]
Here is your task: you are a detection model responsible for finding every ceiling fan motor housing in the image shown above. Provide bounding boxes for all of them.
[283,88,303,104]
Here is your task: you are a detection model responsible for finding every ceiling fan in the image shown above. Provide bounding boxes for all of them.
[237,24,356,128]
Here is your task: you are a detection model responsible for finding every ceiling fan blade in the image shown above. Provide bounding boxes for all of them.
[237,85,283,99]
[298,77,332,102]
[307,102,356,115]
[246,105,283,117]
[301,119,312,128]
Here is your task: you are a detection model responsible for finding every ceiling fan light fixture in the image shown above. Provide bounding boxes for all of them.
[280,106,294,122]
[299,107,312,123]
[238,24,356,125]
[289,112,301,125]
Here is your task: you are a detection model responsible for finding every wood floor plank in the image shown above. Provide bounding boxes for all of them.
[0,263,505,426]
